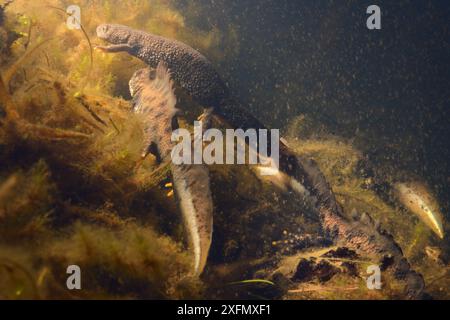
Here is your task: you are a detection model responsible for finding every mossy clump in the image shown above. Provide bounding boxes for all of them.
[43,222,202,299]
[0,0,219,300]
[0,221,202,299]
[5,0,240,97]
[0,160,55,242]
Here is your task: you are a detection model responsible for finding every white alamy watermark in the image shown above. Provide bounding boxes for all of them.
[366,265,382,290]
[66,5,81,30]
[367,5,381,30]
[66,265,81,290]
[171,121,280,175]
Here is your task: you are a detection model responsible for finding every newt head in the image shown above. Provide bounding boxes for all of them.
[96,23,133,45]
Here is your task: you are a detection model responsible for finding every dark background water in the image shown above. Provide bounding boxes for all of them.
[179,0,450,216]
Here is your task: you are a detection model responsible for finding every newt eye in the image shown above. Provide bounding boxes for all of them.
[98,24,109,35]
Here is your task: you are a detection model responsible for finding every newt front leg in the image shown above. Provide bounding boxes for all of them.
[95,44,134,53]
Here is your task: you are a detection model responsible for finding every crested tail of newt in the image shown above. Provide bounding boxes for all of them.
[130,62,213,276]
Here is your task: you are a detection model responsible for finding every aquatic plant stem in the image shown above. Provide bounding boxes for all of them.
[3,38,54,88]
[46,6,94,90]
[0,73,91,140]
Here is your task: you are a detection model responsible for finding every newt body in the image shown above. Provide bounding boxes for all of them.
[130,63,213,275]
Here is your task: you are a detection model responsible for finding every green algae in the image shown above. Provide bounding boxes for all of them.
[0,0,228,299]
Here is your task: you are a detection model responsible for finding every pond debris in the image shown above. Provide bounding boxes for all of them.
[228,279,275,286]
[394,181,445,239]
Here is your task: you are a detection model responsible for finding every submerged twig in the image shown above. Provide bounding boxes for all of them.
[228,279,275,286]
[108,115,120,134]
[316,256,372,265]
[288,285,359,294]
[20,123,91,140]
[76,95,108,127]
[53,84,106,134]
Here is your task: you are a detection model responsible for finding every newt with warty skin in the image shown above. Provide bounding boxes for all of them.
[97,23,425,298]
[129,62,213,276]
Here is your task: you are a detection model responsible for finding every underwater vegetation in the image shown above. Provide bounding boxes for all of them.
[0,0,448,300]
[0,0,234,299]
